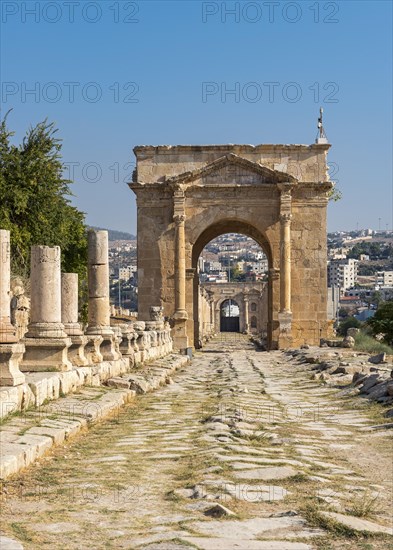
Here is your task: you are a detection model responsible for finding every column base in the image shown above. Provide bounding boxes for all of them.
[278,311,293,349]
[85,325,114,337]
[63,323,84,337]
[173,318,189,353]
[0,343,26,386]
[173,310,188,321]
[20,337,73,372]
[68,335,89,367]
[25,322,68,339]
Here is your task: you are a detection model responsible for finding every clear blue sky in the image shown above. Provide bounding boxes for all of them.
[1,0,392,234]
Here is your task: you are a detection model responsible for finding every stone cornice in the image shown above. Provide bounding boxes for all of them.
[129,180,332,194]
[133,143,331,156]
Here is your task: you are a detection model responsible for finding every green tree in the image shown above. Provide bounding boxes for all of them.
[0,112,87,281]
[229,265,245,282]
[367,301,393,345]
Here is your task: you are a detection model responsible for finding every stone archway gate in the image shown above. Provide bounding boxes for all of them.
[201,282,268,337]
[130,144,332,351]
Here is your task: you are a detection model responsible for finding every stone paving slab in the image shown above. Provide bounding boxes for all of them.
[180,538,313,549]
[320,511,393,535]
[0,535,24,549]
[0,354,189,479]
[1,338,392,549]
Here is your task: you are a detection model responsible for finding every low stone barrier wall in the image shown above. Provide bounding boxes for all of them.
[1,318,173,421]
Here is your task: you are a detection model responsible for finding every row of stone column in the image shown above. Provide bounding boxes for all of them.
[0,229,171,386]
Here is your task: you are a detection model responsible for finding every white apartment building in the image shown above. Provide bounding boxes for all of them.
[376,271,393,287]
[327,258,358,290]
[205,260,222,272]
[119,265,137,281]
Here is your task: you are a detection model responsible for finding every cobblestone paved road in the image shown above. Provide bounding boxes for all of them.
[1,336,392,549]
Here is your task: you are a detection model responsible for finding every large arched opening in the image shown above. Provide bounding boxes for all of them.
[191,220,273,349]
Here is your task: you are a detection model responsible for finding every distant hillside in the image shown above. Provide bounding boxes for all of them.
[89,226,136,241]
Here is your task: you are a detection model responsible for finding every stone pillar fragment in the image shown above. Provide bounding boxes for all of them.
[21,246,72,372]
[86,230,119,361]
[61,273,88,366]
[0,230,25,385]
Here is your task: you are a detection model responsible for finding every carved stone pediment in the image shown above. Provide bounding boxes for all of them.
[166,154,297,187]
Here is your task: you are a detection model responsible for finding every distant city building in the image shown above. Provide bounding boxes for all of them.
[327,258,358,290]
[205,260,222,272]
[119,265,137,281]
[345,288,373,298]
[376,271,393,287]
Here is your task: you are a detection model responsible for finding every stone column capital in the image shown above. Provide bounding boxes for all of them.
[173,184,185,197]
[174,214,186,226]
[277,182,294,195]
[280,213,293,223]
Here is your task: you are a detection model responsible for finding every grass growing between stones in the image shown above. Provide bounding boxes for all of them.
[354,332,393,355]
[1,344,392,550]
[345,490,382,519]
[10,522,38,544]
[301,503,393,549]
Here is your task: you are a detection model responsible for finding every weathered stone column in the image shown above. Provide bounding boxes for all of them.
[209,297,214,336]
[21,246,72,371]
[280,213,292,313]
[61,273,88,366]
[278,183,293,348]
[86,230,119,361]
[27,247,66,337]
[172,186,189,352]
[243,295,250,334]
[0,230,17,343]
[0,230,25,385]
[174,214,187,318]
